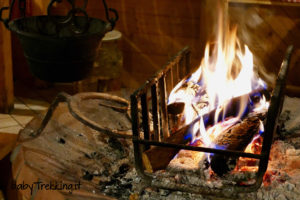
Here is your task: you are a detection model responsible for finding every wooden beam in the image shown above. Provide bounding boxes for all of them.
[228,0,300,7]
[0,0,14,113]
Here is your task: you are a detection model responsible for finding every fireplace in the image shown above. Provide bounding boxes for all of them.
[130,40,293,197]
[10,43,298,199]
[5,1,300,199]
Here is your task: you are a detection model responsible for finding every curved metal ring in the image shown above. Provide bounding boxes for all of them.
[68,92,132,139]
[20,92,132,143]
[107,8,119,29]
[102,0,119,30]
[0,6,9,28]
[47,0,74,25]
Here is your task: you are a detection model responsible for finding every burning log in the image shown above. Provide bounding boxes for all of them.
[143,89,267,172]
[167,114,263,176]
[168,88,267,127]
[209,115,261,176]
[167,80,208,115]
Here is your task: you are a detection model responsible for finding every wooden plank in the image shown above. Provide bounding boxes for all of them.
[229,5,286,72]
[229,0,300,7]
[86,0,203,18]
[86,10,203,38]
[121,33,203,57]
[229,4,300,87]
[288,49,300,86]
[0,0,14,113]
[254,6,300,85]
[122,51,200,78]
[258,7,298,45]
[281,6,300,47]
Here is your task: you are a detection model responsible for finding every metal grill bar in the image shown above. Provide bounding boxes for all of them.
[134,139,263,159]
[257,45,294,178]
[141,93,150,149]
[159,75,169,139]
[151,83,161,141]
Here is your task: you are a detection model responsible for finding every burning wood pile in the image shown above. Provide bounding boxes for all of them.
[129,9,297,199]
[138,96,300,200]
[143,24,270,177]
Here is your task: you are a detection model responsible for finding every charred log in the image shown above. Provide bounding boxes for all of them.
[143,87,267,173]
[166,113,265,175]
[209,115,261,176]
[143,109,265,173]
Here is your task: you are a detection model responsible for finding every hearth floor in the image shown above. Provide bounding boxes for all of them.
[0,97,49,135]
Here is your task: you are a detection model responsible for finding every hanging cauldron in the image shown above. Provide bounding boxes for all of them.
[0,0,118,82]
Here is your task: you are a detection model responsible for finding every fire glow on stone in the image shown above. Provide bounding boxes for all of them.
[168,12,270,161]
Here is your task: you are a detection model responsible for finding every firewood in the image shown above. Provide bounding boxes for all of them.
[168,88,266,128]
[143,113,246,173]
[209,115,261,176]
[167,114,263,176]
[142,125,190,172]
[143,89,267,172]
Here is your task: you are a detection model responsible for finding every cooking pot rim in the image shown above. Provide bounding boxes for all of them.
[8,15,112,41]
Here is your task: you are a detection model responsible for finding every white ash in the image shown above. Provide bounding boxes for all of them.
[278,96,300,137]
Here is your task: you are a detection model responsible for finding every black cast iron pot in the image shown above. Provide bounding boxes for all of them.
[0,0,118,82]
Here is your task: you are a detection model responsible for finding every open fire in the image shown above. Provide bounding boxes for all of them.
[167,10,269,177]
[130,5,293,197]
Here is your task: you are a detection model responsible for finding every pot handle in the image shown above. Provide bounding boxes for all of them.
[0,6,10,28]
[102,0,119,31]
[0,0,20,30]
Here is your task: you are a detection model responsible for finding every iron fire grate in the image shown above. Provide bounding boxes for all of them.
[130,46,293,197]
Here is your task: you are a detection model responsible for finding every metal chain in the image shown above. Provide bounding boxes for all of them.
[102,0,118,29]
[18,0,26,18]
[47,0,90,35]
[0,0,20,28]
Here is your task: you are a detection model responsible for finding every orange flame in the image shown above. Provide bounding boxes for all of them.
[168,11,269,157]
